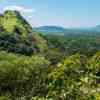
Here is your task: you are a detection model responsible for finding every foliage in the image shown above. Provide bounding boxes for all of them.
[0,11,48,55]
[1,10,32,38]
[0,10,100,100]
[0,96,10,100]
[0,51,50,99]
[0,51,99,100]
[44,34,100,57]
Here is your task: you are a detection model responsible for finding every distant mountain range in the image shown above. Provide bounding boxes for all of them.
[33,25,100,35]
[33,26,67,35]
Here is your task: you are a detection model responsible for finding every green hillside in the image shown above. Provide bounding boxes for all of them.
[0,10,47,55]
[0,10,32,38]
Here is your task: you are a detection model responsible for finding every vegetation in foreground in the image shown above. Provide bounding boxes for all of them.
[0,10,100,100]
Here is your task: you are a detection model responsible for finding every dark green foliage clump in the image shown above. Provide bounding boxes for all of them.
[0,33,36,55]
[0,51,50,100]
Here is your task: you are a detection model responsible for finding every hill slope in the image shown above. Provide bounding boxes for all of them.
[0,10,33,38]
[0,10,47,55]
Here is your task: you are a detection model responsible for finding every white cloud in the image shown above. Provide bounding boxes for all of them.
[3,5,36,13]
[28,15,33,18]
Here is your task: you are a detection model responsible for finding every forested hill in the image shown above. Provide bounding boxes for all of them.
[0,10,47,55]
[0,10,100,100]
[0,10,32,38]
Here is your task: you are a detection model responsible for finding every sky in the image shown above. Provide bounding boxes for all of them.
[0,0,100,28]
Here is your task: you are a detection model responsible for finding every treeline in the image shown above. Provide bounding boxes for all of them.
[44,34,100,56]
